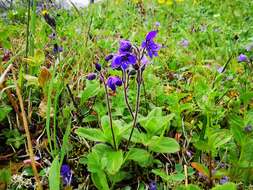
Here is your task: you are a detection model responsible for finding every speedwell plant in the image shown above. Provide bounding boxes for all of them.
[76,30,180,189]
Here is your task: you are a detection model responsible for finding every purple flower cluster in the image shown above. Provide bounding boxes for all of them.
[107,76,122,91]
[108,30,161,71]
[53,43,63,54]
[60,164,73,185]
[142,31,161,58]
[180,39,189,48]
[237,54,248,63]
[86,30,161,93]
[220,176,229,184]
[244,125,252,133]
[149,181,157,190]
[110,40,136,70]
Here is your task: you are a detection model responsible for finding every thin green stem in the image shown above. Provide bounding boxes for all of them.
[122,71,134,118]
[126,69,142,150]
[25,0,31,58]
[208,151,213,188]
[102,74,117,150]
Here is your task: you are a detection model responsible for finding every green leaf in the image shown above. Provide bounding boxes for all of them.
[76,127,107,142]
[194,140,210,152]
[101,116,122,148]
[60,118,72,164]
[87,150,105,173]
[0,168,11,184]
[126,148,153,167]
[152,169,170,181]
[176,184,201,190]
[152,169,184,182]
[175,164,183,173]
[239,139,253,168]
[208,129,232,149]
[148,136,180,153]
[139,107,174,135]
[91,171,110,190]
[86,144,112,173]
[211,182,237,190]
[80,80,100,105]
[24,75,39,86]
[229,114,244,145]
[49,156,60,190]
[110,171,130,184]
[105,150,123,175]
[0,106,12,121]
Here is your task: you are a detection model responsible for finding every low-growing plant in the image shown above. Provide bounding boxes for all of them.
[76,30,180,189]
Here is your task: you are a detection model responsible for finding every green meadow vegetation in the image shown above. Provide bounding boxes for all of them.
[1,0,253,189]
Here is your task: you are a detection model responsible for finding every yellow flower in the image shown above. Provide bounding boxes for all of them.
[158,0,166,4]
[166,0,173,5]
[42,10,48,16]
[115,0,123,4]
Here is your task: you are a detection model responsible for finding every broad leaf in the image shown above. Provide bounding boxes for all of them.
[126,148,153,167]
[208,129,232,149]
[105,150,123,175]
[148,136,180,153]
[176,184,201,190]
[76,127,106,142]
[211,182,236,190]
[49,157,60,190]
[152,169,184,182]
[80,80,100,105]
[0,106,12,121]
[91,171,110,190]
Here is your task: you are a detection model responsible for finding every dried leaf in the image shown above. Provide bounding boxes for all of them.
[191,162,209,177]
[38,98,54,118]
[38,66,51,87]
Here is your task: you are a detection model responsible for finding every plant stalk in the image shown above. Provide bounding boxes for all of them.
[126,69,142,150]
[102,74,117,150]
[208,151,213,188]
[122,71,134,118]
[25,0,31,58]
[12,68,42,190]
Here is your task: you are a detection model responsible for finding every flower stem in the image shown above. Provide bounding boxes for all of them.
[208,151,213,188]
[12,68,42,190]
[122,71,134,118]
[102,74,117,150]
[126,69,142,150]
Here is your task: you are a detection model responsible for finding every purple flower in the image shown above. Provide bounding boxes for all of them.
[61,164,73,185]
[105,54,114,62]
[49,32,56,39]
[111,53,136,70]
[155,22,160,27]
[149,181,157,190]
[217,66,224,73]
[244,125,252,133]
[220,176,229,184]
[186,150,193,157]
[237,54,248,62]
[87,73,96,80]
[141,55,149,65]
[246,43,253,52]
[119,40,132,54]
[53,44,63,53]
[180,39,189,48]
[95,63,102,71]
[142,30,161,59]
[107,76,122,91]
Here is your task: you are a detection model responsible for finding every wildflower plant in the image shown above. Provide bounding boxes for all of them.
[76,30,180,189]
